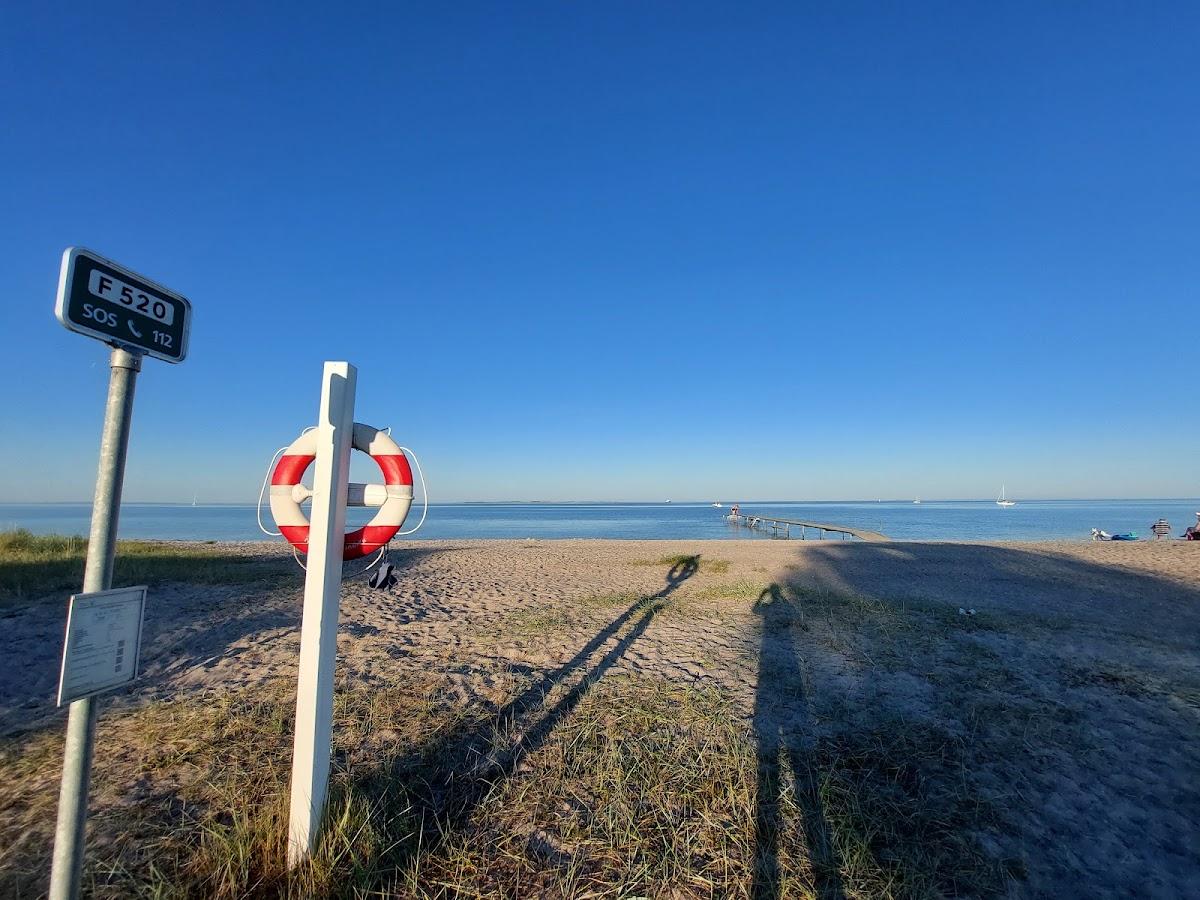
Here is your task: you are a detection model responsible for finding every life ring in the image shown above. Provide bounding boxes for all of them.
[270,423,413,560]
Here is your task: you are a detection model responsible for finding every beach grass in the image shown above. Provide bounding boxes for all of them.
[0,672,1007,899]
[0,529,295,603]
[695,578,774,602]
[502,590,646,635]
[630,553,730,574]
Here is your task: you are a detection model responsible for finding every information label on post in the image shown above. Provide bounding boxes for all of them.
[55,248,191,363]
[57,586,147,706]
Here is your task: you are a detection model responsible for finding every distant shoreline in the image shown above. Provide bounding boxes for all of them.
[5,500,1198,544]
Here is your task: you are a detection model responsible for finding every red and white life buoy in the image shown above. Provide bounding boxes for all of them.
[269,423,413,560]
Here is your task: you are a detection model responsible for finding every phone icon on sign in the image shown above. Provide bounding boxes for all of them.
[127,320,144,339]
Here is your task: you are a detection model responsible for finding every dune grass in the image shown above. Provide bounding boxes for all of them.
[0,529,295,603]
[0,668,1008,899]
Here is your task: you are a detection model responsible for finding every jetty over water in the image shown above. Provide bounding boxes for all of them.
[727,511,889,542]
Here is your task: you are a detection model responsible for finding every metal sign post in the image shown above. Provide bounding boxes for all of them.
[48,248,190,900]
[48,347,140,900]
[287,361,357,865]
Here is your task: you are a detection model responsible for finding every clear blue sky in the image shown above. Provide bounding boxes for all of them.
[1,2,1196,503]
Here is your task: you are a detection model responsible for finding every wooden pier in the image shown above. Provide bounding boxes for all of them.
[726,511,888,542]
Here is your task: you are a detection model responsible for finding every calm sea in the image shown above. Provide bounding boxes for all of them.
[2,500,1198,543]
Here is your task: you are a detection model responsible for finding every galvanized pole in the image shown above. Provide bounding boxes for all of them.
[48,347,141,900]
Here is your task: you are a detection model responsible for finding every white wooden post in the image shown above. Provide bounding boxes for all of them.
[287,361,356,866]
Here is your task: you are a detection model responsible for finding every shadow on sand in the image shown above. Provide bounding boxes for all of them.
[0,546,454,739]
[752,583,845,900]
[747,540,1200,897]
[353,554,701,883]
[784,540,1200,643]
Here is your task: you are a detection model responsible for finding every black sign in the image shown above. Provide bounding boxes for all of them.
[55,248,191,363]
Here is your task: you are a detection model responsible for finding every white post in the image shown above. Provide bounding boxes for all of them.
[287,361,356,866]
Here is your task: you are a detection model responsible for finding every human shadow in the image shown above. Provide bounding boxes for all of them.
[357,554,701,882]
[752,583,845,900]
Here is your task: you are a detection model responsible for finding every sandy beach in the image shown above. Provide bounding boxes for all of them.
[2,538,1198,897]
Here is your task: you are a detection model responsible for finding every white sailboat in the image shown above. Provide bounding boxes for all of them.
[996,485,1016,507]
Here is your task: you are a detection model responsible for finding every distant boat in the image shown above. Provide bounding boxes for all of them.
[996,485,1016,507]
[712,502,723,508]
[913,497,921,504]
[664,499,671,504]
[192,493,198,508]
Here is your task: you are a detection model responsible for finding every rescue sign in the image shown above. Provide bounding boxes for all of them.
[55,248,191,363]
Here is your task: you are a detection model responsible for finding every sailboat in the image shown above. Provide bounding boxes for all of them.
[996,485,1016,507]
[192,493,198,508]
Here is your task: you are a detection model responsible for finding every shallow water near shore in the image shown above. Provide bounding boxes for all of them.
[2,498,1198,542]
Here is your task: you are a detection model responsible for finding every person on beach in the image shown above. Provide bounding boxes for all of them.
[1151,518,1171,539]
[1185,513,1200,541]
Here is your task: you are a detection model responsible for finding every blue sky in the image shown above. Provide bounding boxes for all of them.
[1,2,1196,503]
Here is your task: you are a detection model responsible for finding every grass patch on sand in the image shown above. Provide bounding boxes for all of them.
[0,676,465,899]
[0,529,296,603]
[1060,661,1200,708]
[696,579,774,602]
[811,722,1016,895]
[503,591,648,636]
[630,553,730,574]
[1,672,1008,899]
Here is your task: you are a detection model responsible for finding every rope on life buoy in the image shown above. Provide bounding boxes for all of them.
[260,423,427,570]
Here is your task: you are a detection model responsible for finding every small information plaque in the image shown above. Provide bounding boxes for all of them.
[57,586,147,706]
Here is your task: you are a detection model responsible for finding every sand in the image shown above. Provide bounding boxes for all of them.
[2,538,1198,896]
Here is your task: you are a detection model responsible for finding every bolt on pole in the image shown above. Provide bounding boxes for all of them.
[48,347,142,900]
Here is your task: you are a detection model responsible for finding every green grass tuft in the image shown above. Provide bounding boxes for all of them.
[503,592,646,635]
[696,579,773,602]
[629,554,730,574]
[0,529,296,603]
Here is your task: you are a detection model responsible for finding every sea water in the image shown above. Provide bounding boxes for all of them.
[1,500,1198,543]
